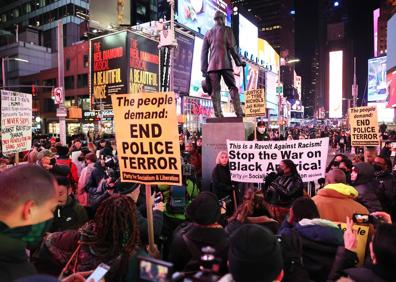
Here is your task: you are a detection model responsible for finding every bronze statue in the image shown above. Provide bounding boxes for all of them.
[201,11,245,118]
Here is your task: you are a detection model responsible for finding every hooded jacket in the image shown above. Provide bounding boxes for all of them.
[312,183,369,223]
[353,163,383,213]
[279,218,344,281]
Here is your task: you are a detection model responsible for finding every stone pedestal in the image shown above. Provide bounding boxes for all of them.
[202,117,245,191]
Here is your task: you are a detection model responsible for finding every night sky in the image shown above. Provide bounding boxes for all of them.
[295,0,380,114]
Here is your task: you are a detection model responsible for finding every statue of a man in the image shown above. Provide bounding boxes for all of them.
[201,11,245,118]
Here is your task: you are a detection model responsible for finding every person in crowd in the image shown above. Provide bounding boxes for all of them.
[77,152,97,207]
[279,197,344,281]
[72,147,90,177]
[37,195,141,281]
[312,169,369,222]
[212,151,234,200]
[49,165,88,232]
[374,155,396,220]
[346,132,352,153]
[329,214,395,282]
[0,165,58,280]
[36,149,56,170]
[96,139,107,151]
[99,140,113,157]
[68,139,82,155]
[248,121,270,141]
[218,224,284,282]
[169,192,229,275]
[364,148,377,165]
[85,156,106,208]
[326,154,348,173]
[27,142,42,164]
[0,158,9,173]
[158,173,200,259]
[226,190,279,235]
[351,162,383,213]
[87,142,97,154]
[184,142,202,180]
[263,159,304,222]
[338,131,347,154]
[380,141,392,159]
[55,145,79,191]
[115,182,165,246]
[339,158,353,185]
[195,137,202,155]
[352,154,365,164]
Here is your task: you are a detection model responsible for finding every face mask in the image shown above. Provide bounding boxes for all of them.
[257,127,266,134]
[373,164,383,172]
[333,161,339,167]
[277,168,284,176]
[4,218,53,247]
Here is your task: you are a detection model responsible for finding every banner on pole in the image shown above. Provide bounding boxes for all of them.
[244,89,266,117]
[226,137,329,183]
[349,106,380,146]
[112,92,182,185]
[1,90,32,154]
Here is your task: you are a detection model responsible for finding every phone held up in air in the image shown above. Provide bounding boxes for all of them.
[86,263,110,282]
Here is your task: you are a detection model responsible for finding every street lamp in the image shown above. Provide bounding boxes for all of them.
[1,57,29,88]
[287,58,300,64]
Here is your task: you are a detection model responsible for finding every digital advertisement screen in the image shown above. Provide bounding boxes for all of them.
[173,32,194,95]
[90,31,128,110]
[265,71,279,118]
[189,36,208,99]
[368,102,394,122]
[257,39,279,74]
[368,56,387,102]
[387,72,396,108]
[387,14,396,72]
[176,0,231,36]
[239,15,258,60]
[329,50,343,118]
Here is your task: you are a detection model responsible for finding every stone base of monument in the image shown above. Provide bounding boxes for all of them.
[201,117,246,191]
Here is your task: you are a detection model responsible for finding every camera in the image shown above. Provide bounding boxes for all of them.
[218,195,232,207]
[185,246,221,282]
[352,213,384,225]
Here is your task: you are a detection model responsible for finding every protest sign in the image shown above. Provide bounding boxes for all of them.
[226,138,329,183]
[111,92,181,185]
[336,222,369,266]
[244,89,266,117]
[1,90,32,154]
[349,106,380,146]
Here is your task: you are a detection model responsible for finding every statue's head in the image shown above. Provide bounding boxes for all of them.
[214,11,226,26]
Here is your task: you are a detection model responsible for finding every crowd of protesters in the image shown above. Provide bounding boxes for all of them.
[1,122,396,282]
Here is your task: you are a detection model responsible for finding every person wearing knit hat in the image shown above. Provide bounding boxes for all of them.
[169,192,229,275]
[226,224,283,282]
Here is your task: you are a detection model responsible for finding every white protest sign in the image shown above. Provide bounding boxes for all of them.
[1,90,32,154]
[227,137,329,183]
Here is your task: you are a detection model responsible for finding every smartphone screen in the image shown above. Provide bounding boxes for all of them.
[138,257,173,282]
[86,263,110,282]
[352,213,369,224]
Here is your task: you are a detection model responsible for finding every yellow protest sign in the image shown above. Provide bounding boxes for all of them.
[244,89,266,117]
[336,222,369,266]
[349,106,380,146]
[111,92,182,185]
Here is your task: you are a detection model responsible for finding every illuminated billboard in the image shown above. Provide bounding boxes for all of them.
[368,102,394,122]
[176,0,231,36]
[265,71,279,118]
[329,50,343,118]
[239,15,258,60]
[189,36,207,99]
[258,39,280,74]
[368,56,387,102]
[387,14,396,72]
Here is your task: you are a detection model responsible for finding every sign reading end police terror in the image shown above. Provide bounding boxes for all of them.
[349,106,380,146]
[111,92,181,185]
[227,138,329,183]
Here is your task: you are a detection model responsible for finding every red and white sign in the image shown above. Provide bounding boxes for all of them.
[52,87,64,104]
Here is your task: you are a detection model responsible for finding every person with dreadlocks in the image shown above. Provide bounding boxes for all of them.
[35,194,142,281]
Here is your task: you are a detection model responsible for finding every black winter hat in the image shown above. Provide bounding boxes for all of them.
[229,224,283,282]
[115,182,141,195]
[186,192,220,225]
[56,145,69,157]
